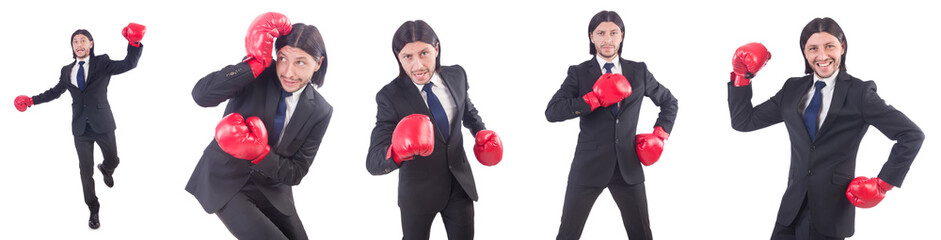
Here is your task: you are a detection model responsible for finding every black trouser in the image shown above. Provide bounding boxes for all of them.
[401,176,474,240]
[771,197,844,240]
[73,126,119,214]
[557,164,652,240]
[216,180,308,240]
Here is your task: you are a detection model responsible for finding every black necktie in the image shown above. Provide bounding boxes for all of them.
[272,90,291,144]
[422,83,449,142]
[603,62,618,116]
[77,61,86,91]
[803,81,826,141]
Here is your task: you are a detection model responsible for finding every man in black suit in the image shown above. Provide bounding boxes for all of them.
[185,13,332,240]
[546,10,678,240]
[366,20,503,240]
[727,17,924,240]
[14,23,145,229]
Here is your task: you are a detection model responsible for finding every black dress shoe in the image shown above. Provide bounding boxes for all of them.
[88,213,100,229]
[98,164,114,188]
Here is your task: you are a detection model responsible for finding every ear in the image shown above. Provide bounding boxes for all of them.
[312,56,325,72]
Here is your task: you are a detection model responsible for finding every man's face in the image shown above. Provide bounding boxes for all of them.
[803,32,844,79]
[72,34,93,59]
[276,46,322,93]
[397,41,438,85]
[590,21,622,61]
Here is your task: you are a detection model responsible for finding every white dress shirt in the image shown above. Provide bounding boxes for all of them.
[70,57,90,87]
[277,83,308,144]
[414,73,456,127]
[801,70,838,129]
[596,54,622,74]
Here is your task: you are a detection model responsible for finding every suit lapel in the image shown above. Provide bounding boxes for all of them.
[439,68,463,143]
[616,58,631,116]
[276,84,316,152]
[265,79,281,146]
[787,76,814,142]
[815,72,851,139]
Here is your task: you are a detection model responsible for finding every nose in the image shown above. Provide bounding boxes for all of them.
[282,63,297,78]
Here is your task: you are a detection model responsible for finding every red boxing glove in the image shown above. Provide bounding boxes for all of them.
[846,176,894,208]
[731,42,771,87]
[474,130,503,166]
[386,114,435,164]
[244,12,292,78]
[122,23,146,47]
[583,73,631,111]
[635,126,669,166]
[14,95,33,112]
[215,113,270,164]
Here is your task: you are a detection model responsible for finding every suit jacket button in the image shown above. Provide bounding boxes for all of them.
[615,139,620,143]
[810,146,816,151]
[807,170,814,176]
[574,110,581,115]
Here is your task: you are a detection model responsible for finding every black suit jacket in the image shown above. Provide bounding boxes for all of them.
[727,71,923,237]
[366,65,486,213]
[186,62,333,215]
[546,57,678,187]
[31,44,143,136]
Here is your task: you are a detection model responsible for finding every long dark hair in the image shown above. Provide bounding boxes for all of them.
[275,23,328,87]
[588,10,625,55]
[800,17,847,74]
[71,29,94,59]
[391,20,440,79]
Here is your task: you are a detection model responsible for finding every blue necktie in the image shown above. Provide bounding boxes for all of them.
[77,61,86,91]
[803,81,826,141]
[422,83,450,142]
[603,62,618,116]
[272,90,291,144]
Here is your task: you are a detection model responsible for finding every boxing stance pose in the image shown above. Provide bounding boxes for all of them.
[727,18,924,239]
[366,20,503,240]
[545,10,678,240]
[185,12,331,239]
[14,23,145,229]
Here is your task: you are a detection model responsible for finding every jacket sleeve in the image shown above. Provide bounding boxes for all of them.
[858,81,924,187]
[192,62,268,107]
[728,81,786,132]
[458,65,486,136]
[546,65,593,122]
[31,73,68,105]
[103,44,143,75]
[641,64,678,133]
[251,107,333,185]
[366,89,402,175]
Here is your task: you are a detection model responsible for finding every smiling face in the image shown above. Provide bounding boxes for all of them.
[803,32,845,79]
[276,46,322,93]
[397,41,438,85]
[72,34,93,59]
[590,21,623,62]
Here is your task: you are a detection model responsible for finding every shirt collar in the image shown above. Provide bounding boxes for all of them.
[595,54,620,73]
[286,83,308,100]
[815,69,839,88]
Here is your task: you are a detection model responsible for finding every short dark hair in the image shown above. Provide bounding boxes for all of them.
[391,20,440,79]
[71,29,94,59]
[275,23,328,87]
[799,17,847,74]
[588,11,626,55]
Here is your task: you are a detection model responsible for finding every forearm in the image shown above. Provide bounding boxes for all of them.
[192,62,259,107]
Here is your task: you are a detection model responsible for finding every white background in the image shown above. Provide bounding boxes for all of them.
[1,0,938,239]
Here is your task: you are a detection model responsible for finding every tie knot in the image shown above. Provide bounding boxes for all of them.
[281,90,292,98]
[814,81,826,90]
[422,83,434,93]
[79,61,85,65]
[603,62,614,74]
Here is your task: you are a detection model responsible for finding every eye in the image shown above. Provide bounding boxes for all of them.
[278,57,286,61]
[296,61,306,66]
[421,51,429,56]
